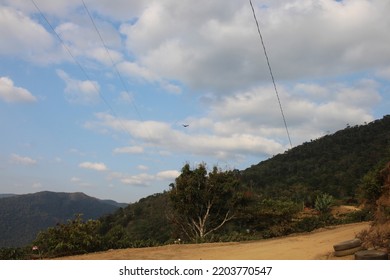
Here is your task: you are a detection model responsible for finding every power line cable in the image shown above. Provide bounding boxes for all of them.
[81,0,145,122]
[81,0,154,142]
[30,0,132,137]
[249,0,293,148]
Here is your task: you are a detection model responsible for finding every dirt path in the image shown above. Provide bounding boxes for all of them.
[56,222,370,260]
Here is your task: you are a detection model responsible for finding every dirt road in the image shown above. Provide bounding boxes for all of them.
[56,222,370,260]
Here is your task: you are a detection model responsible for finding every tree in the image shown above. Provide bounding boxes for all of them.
[169,163,242,241]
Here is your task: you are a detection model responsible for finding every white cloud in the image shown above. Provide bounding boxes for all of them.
[156,170,180,180]
[86,75,380,159]
[116,92,134,104]
[57,69,100,104]
[0,6,57,62]
[121,173,154,186]
[87,112,285,160]
[54,20,123,64]
[115,0,390,95]
[79,161,108,171]
[113,146,144,154]
[107,168,178,188]
[0,77,37,103]
[117,61,181,94]
[10,154,37,165]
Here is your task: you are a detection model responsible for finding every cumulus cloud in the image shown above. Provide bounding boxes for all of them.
[116,0,390,94]
[57,69,100,104]
[156,170,180,180]
[108,169,179,188]
[10,154,37,165]
[86,75,380,159]
[79,161,108,171]
[54,20,122,63]
[117,61,182,94]
[0,6,57,61]
[86,112,285,160]
[0,77,37,103]
[120,173,154,186]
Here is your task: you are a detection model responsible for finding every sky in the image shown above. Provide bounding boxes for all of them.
[0,0,389,203]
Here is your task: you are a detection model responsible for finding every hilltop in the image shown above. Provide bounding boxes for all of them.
[241,115,390,200]
[0,191,126,247]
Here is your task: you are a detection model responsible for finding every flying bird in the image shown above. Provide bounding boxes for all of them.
[182,124,189,127]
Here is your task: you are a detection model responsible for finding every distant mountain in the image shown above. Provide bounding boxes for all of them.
[100,199,128,208]
[0,191,126,248]
[241,115,390,200]
[0,194,18,199]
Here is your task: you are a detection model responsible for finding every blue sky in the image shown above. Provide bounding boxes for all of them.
[0,0,389,203]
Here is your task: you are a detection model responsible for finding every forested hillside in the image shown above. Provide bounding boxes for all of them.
[0,191,123,247]
[90,116,390,249]
[241,115,390,201]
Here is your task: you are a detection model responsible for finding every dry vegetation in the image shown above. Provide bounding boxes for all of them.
[357,162,390,252]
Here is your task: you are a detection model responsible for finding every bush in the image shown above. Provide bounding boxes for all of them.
[32,214,103,258]
[341,209,373,223]
[0,247,30,260]
[293,216,323,233]
[314,193,334,214]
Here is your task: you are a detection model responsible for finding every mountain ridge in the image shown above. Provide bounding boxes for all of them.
[0,191,126,248]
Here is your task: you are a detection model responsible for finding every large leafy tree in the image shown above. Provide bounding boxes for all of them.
[169,163,242,241]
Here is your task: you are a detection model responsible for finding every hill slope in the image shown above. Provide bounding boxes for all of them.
[98,116,390,247]
[241,115,390,199]
[0,191,124,248]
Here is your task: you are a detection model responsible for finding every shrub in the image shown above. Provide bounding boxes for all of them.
[0,247,30,260]
[32,214,103,258]
[314,193,334,214]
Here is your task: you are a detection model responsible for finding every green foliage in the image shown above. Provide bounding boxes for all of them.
[293,216,323,233]
[33,214,103,258]
[99,193,172,248]
[241,115,390,200]
[102,225,132,249]
[358,163,386,207]
[0,247,30,260]
[169,163,243,241]
[292,214,338,233]
[240,198,301,235]
[314,193,334,214]
[340,209,373,223]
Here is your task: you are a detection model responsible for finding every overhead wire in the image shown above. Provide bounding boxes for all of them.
[30,0,136,139]
[81,0,145,123]
[249,0,293,148]
[81,0,155,142]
